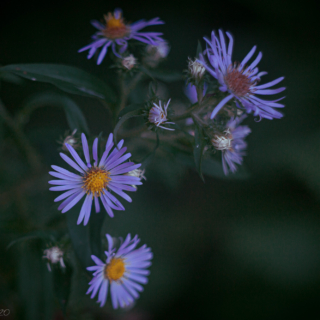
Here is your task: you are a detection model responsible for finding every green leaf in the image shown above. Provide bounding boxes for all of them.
[196,40,203,58]
[7,231,55,250]
[66,203,92,269]
[89,210,105,257]
[52,265,73,315]
[0,71,24,84]
[21,92,90,134]
[62,97,90,135]
[0,64,116,102]
[113,106,143,145]
[140,132,159,168]
[193,122,206,182]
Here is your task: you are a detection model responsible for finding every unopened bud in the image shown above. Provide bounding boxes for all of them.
[188,58,206,82]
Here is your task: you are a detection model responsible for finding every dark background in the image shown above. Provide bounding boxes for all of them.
[1,0,320,319]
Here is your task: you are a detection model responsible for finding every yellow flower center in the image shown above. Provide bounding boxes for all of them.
[103,12,129,40]
[83,167,111,197]
[104,258,126,281]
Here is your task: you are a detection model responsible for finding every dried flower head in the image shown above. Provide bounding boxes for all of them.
[43,246,65,272]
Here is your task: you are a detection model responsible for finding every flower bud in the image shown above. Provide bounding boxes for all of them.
[188,58,206,82]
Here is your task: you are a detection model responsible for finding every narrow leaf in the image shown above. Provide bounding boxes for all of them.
[0,64,116,102]
[196,40,203,58]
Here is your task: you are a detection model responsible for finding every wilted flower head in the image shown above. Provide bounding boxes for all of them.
[121,54,137,70]
[79,8,165,64]
[87,233,153,309]
[148,99,175,131]
[144,41,170,67]
[188,58,206,82]
[49,133,143,225]
[212,115,251,175]
[200,30,285,120]
[43,246,65,272]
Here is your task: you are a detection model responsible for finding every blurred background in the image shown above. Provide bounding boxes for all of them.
[1,0,320,319]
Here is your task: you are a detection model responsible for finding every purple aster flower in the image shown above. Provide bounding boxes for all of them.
[79,8,165,64]
[211,115,251,175]
[200,30,286,120]
[148,99,175,131]
[49,133,142,225]
[86,233,152,309]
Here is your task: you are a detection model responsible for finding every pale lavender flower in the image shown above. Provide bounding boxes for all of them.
[79,8,164,64]
[49,133,142,226]
[200,30,285,120]
[212,115,251,175]
[86,234,152,309]
[148,99,175,131]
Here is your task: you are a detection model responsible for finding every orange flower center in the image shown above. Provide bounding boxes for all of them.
[224,66,252,97]
[103,12,129,40]
[83,167,111,197]
[104,258,126,281]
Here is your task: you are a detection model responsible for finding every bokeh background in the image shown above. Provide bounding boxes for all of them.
[1,0,320,319]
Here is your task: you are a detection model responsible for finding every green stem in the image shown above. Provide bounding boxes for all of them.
[0,98,42,171]
[171,96,217,121]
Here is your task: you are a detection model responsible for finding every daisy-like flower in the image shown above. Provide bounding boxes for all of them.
[43,246,65,272]
[200,30,285,120]
[148,99,175,131]
[49,133,142,226]
[87,233,152,309]
[79,8,165,64]
[211,115,251,175]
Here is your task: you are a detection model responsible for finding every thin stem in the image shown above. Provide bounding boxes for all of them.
[118,71,144,113]
[0,98,42,171]
[171,96,217,121]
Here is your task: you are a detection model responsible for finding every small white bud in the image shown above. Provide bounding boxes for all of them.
[121,54,137,70]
